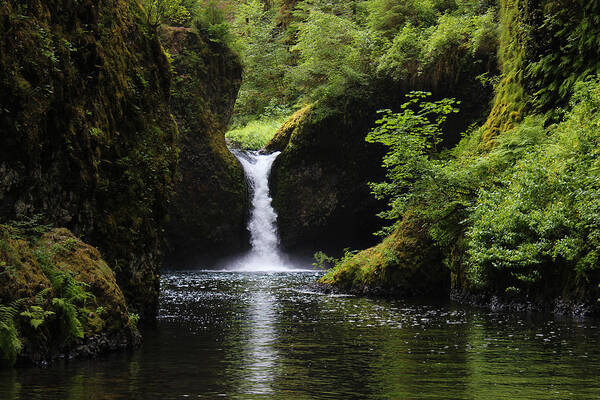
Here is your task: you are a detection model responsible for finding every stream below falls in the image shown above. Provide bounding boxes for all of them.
[2,151,600,399]
[1,269,600,399]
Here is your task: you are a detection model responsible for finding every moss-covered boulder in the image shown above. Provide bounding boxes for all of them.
[319,212,447,296]
[160,27,247,265]
[0,0,178,318]
[0,224,138,366]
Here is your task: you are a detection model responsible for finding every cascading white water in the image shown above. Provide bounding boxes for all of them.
[232,150,288,271]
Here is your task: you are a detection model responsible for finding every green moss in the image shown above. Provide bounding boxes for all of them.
[320,212,447,295]
[483,0,532,143]
[265,105,312,152]
[483,0,600,144]
[0,223,134,365]
[0,0,178,318]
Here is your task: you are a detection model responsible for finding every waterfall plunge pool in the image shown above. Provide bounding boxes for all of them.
[3,151,600,399]
[2,270,600,399]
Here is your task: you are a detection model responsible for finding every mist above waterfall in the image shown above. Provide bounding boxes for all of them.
[230,150,290,271]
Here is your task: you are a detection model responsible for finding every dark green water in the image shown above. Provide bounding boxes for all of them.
[1,270,600,399]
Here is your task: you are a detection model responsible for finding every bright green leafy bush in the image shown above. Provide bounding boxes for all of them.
[366,91,459,229]
[466,79,600,297]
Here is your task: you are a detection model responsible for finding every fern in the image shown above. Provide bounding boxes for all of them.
[52,298,84,340]
[49,270,93,341]
[0,299,26,365]
[19,288,54,330]
[20,305,54,330]
[35,249,95,342]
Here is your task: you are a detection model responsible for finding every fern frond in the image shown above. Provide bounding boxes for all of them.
[0,299,25,366]
[52,298,84,340]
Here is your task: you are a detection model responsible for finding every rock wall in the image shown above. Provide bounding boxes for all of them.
[0,0,178,318]
[269,66,495,255]
[160,27,247,265]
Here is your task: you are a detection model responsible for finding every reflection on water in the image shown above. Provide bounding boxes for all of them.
[1,270,600,399]
[238,277,278,395]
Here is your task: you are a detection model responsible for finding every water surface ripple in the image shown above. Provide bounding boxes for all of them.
[1,270,600,399]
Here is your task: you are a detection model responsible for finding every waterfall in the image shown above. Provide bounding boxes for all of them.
[232,150,288,271]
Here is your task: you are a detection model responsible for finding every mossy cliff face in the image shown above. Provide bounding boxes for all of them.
[160,27,246,264]
[0,0,178,318]
[483,0,600,142]
[0,224,138,366]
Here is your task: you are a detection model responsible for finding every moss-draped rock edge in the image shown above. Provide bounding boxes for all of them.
[160,26,247,265]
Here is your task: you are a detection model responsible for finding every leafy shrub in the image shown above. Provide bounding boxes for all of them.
[365,91,459,230]
[360,80,600,301]
[465,78,600,296]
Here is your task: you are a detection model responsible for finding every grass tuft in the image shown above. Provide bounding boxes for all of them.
[226,116,288,150]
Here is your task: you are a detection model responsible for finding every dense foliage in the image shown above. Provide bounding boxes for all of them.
[313,0,600,309]
[325,77,600,304]
[215,0,497,148]
[466,80,600,297]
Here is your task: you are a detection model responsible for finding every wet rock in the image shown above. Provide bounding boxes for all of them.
[0,0,178,319]
[160,27,248,265]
